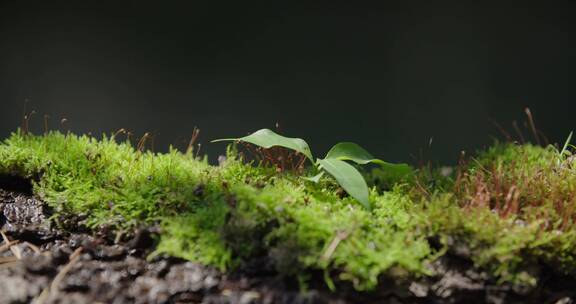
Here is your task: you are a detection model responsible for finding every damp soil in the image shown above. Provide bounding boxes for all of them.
[0,182,575,304]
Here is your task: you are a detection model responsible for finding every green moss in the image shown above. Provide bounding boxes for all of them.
[421,143,576,284]
[0,131,211,227]
[2,131,576,290]
[154,201,232,270]
[416,196,576,285]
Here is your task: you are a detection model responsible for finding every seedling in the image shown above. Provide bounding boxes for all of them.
[558,131,574,162]
[213,129,412,209]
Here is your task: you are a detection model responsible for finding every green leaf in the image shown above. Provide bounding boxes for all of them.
[325,142,385,165]
[302,171,324,183]
[560,131,573,158]
[212,128,314,162]
[370,163,415,188]
[326,142,414,177]
[317,158,370,208]
[379,162,415,179]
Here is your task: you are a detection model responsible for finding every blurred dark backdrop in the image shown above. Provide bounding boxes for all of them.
[1,1,576,164]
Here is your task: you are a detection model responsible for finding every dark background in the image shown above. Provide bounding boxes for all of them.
[1,1,576,164]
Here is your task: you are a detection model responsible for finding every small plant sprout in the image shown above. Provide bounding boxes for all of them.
[213,128,412,209]
[558,131,574,162]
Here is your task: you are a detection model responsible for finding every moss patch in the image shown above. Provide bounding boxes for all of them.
[1,131,576,290]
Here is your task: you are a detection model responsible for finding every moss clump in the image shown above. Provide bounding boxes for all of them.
[0,131,432,289]
[0,131,212,227]
[424,143,576,284]
[2,131,576,290]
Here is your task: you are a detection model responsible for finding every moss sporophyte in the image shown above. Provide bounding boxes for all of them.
[3,130,576,290]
